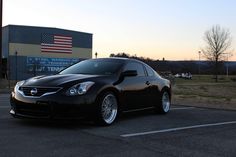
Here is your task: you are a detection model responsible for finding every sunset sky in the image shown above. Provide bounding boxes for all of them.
[3,0,236,61]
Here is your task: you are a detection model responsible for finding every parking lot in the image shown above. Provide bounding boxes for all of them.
[1,93,236,157]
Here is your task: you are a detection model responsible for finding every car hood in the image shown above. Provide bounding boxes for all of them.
[22,74,104,87]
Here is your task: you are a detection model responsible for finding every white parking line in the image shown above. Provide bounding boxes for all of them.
[121,121,236,137]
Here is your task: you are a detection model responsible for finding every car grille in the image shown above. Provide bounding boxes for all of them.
[15,102,51,117]
[14,102,84,118]
[19,87,61,97]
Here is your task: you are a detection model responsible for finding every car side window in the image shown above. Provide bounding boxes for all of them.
[123,62,145,77]
[145,65,154,77]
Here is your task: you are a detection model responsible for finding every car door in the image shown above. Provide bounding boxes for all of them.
[143,64,161,106]
[118,62,149,110]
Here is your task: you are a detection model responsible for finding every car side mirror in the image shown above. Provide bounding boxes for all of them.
[121,70,138,77]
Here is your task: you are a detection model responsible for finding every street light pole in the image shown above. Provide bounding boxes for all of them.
[95,52,98,59]
[15,51,17,84]
[222,53,229,77]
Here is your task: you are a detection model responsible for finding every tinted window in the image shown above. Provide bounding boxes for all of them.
[59,60,123,75]
[145,65,154,76]
[123,62,145,76]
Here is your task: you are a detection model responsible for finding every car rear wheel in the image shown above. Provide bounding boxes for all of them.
[95,92,118,126]
[155,90,171,114]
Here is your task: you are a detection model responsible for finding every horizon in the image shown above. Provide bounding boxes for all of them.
[3,0,236,61]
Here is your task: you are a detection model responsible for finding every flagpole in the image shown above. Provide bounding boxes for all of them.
[0,0,3,78]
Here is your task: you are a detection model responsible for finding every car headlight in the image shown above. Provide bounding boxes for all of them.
[14,80,25,93]
[66,81,95,96]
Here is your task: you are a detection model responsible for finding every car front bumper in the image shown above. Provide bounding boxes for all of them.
[10,91,98,120]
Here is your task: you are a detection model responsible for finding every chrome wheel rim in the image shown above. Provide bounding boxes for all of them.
[101,94,118,124]
[162,92,170,113]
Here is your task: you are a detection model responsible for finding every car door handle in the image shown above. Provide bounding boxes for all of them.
[146,81,151,86]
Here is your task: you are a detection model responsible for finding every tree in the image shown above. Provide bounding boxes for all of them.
[110,52,130,58]
[201,25,232,82]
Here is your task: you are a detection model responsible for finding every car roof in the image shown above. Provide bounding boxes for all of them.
[91,57,144,64]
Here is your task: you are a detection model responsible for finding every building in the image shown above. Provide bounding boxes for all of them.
[2,25,93,80]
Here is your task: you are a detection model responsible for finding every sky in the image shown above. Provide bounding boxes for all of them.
[3,0,236,61]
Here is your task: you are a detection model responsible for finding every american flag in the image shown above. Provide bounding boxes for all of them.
[41,34,72,54]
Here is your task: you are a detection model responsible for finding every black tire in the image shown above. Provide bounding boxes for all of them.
[155,90,171,114]
[94,92,119,126]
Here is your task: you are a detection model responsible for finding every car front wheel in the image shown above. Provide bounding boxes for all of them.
[95,92,118,126]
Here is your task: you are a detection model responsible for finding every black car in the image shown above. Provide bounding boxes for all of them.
[10,58,171,125]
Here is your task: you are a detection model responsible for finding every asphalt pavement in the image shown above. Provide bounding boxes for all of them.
[0,93,236,157]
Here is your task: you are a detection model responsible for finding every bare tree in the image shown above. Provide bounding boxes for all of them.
[201,25,232,82]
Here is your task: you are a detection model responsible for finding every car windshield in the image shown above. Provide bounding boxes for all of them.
[59,60,123,75]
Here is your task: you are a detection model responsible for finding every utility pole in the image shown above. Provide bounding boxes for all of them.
[0,0,3,78]
[225,53,229,77]
[198,51,201,75]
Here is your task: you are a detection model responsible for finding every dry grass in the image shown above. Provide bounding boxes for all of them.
[172,75,236,110]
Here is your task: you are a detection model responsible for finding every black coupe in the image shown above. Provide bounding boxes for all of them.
[10,58,171,125]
